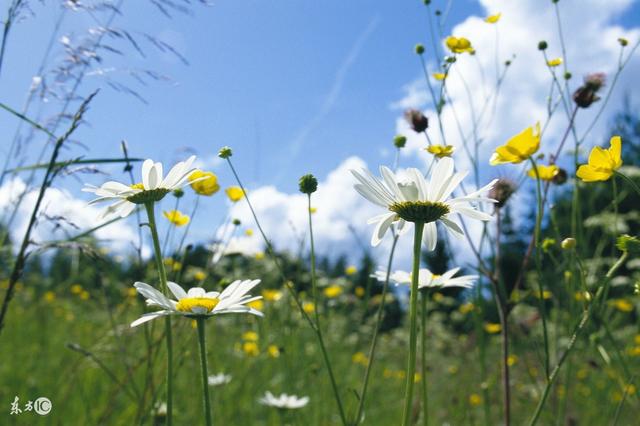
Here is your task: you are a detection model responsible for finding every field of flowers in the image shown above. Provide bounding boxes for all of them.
[1,1,639,425]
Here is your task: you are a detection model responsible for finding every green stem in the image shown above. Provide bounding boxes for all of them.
[306,194,347,425]
[197,318,213,426]
[420,292,429,426]
[615,171,640,198]
[144,202,173,426]
[527,251,628,425]
[529,158,550,380]
[401,221,424,426]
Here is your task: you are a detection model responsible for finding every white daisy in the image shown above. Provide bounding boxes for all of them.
[259,391,309,409]
[83,155,203,218]
[351,157,497,250]
[130,279,263,327]
[373,267,477,290]
[207,373,232,386]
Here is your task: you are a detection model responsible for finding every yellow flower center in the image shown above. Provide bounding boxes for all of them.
[389,201,450,223]
[130,182,145,190]
[175,297,219,313]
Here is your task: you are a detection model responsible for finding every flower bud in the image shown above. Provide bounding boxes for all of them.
[173,188,185,198]
[299,174,318,194]
[552,168,568,185]
[415,44,425,55]
[394,135,407,148]
[618,37,628,47]
[616,234,640,255]
[218,146,233,159]
[561,238,576,250]
[564,72,572,80]
[538,40,548,50]
[232,218,241,226]
[489,178,516,208]
[404,109,429,132]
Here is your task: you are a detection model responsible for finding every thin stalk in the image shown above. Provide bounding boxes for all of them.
[527,251,629,425]
[420,292,429,426]
[353,233,399,424]
[401,221,424,426]
[306,194,347,425]
[144,202,174,426]
[615,171,640,198]
[197,318,213,426]
[529,158,550,379]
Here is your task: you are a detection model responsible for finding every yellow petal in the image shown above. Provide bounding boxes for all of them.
[485,13,501,24]
[576,165,612,182]
[587,146,611,170]
[608,136,623,169]
[432,72,446,81]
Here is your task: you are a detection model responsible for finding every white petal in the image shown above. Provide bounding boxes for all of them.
[422,222,438,251]
[452,205,493,221]
[141,159,154,190]
[167,282,188,299]
[131,310,172,327]
[427,157,453,202]
[371,212,396,247]
[440,216,464,238]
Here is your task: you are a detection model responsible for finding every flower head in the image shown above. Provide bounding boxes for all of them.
[84,156,200,218]
[374,267,477,290]
[404,109,429,132]
[490,123,541,165]
[432,72,446,81]
[163,210,190,227]
[528,164,559,181]
[547,57,563,67]
[208,373,232,386]
[259,392,309,409]
[446,36,474,54]
[484,13,501,24]
[352,157,496,250]
[576,136,622,182]
[426,144,454,158]
[189,170,220,196]
[130,279,263,327]
[573,72,606,108]
[225,186,245,202]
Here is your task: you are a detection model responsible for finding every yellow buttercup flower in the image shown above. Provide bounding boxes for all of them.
[242,341,259,357]
[469,393,482,406]
[267,344,280,358]
[43,291,56,303]
[547,57,563,67]
[245,228,254,237]
[484,322,502,334]
[352,352,369,366]
[459,302,474,314]
[432,72,446,81]
[355,286,365,298]
[528,164,559,181]
[576,136,622,182]
[262,289,283,302]
[194,271,207,281]
[254,252,265,260]
[446,36,474,54]
[242,331,259,342]
[309,207,318,214]
[70,284,83,295]
[611,299,633,312]
[225,186,244,202]
[302,301,315,313]
[507,355,518,366]
[324,285,343,298]
[163,210,190,227]
[248,299,264,311]
[188,170,220,196]
[345,265,357,276]
[426,144,454,158]
[490,123,541,165]
[485,13,501,24]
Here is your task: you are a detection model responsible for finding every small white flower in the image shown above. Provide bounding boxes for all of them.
[208,373,232,386]
[83,155,203,218]
[130,279,263,327]
[374,267,477,290]
[351,157,497,250]
[259,391,309,409]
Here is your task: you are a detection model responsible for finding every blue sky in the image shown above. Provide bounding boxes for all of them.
[1,0,640,262]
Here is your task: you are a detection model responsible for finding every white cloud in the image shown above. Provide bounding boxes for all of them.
[0,178,140,254]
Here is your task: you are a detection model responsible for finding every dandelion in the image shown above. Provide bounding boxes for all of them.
[130,279,263,327]
[576,136,622,182]
[189,170,220,196]
[259,392,309,409]
[445,36,474,54]
[484,323,502,334]
[485,13,501,23]
[490,123,541,165]
[547,57,563,67]
[225,186,244,202]
[426,144,454,158]
[267,345,281,358]
[352,157,497,250]
[374,267,477,290]
[324,285,343,298]
[528,164,559,181]
[163,210,190,227]
[207,373,232,386]
[432,72,446,81]
[83,156,201,218]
